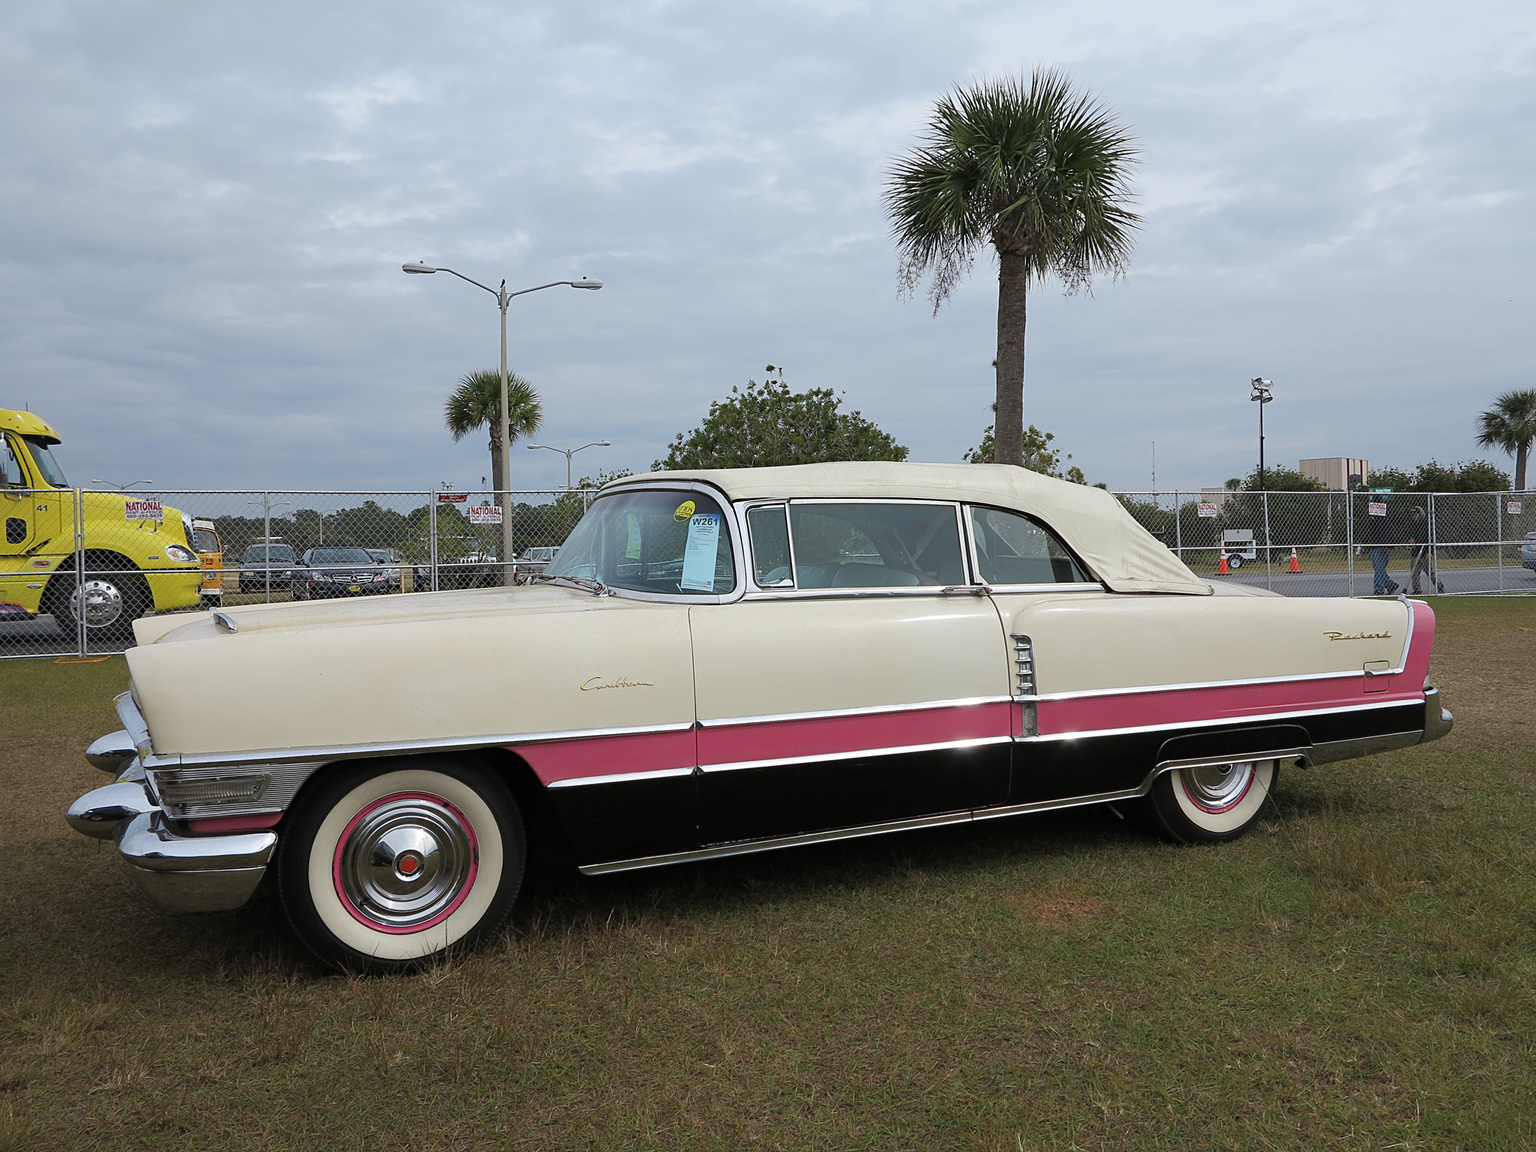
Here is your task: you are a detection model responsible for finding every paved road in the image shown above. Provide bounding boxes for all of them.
[1209,563,1536,597]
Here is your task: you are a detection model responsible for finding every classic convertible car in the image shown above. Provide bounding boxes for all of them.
[66,463,1452,970]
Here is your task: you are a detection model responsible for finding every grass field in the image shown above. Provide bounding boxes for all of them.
[3,598,1535,1150]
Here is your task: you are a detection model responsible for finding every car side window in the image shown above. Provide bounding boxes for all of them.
[746,505,792,586]
[969,506,1091,585]
[787,502,963,589]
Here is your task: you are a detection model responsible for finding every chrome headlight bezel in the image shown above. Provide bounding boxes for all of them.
[164,544,197,564]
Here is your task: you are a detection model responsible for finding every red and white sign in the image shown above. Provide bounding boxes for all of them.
[435,492,468,504]
[1367,501,1388,517]
[124,498,164,522]
[468,503,503,525]
[1508,501,1523,516]
[1197,502,1217,518]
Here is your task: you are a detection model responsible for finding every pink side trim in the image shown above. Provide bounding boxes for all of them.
[185,812,282,833]
[698,701,1013,767]
[513,727,698,786]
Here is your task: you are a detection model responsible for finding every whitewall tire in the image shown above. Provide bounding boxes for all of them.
[278,759,525,972]
[1141,759,1278,844]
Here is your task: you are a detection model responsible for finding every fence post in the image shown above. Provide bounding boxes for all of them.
[74,487,86,657]
[1345,490,1355,597]
[1174,490,1182,562]
[1497,491,1505,591]
[1262,490,1273,590]
[428,493,438,593]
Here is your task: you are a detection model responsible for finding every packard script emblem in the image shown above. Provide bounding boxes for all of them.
[580,676,655,691]
[1323,630,1392,641]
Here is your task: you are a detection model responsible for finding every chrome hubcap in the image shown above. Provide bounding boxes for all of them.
[1182,761,1256,811]
[72,580,124,627]
[336,794,476,930]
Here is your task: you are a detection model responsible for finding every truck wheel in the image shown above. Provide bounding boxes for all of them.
[1227,555,1243,570]
[45,564,149,648]
[277,758,526,973]
[1138,759,1278,844]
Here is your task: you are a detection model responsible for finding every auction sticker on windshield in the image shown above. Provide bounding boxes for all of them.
[679,513,720,591]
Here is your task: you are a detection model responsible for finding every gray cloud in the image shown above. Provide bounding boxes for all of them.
[0,0,1531,496]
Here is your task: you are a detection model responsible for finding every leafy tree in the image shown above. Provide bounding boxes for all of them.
[1367,460,1510,493]
[885,68,1138,466]
[444,369,543,493]
[964,424,1085,483]
[1451,459,1512,492]
[655,379,907,470]
[1475,388,1536,491]
[1239,467,1325,493]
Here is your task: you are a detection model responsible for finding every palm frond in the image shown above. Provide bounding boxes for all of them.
[884,67,1140,310]
[444,369,543,445]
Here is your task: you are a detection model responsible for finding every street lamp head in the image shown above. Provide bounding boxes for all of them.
[570,278,603,290]
[526,444,547,450]
[596,440,611,446]
[402,262,438,274]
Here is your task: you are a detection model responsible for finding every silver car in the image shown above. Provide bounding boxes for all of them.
[1519,531,1536,571]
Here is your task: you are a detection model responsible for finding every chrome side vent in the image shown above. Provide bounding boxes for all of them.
[1012,634,1036,696]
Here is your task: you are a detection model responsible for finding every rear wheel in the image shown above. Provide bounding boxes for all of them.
[277,758,525,972]
[1139,759,1279,844]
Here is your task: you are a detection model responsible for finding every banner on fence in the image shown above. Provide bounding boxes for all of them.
[124,499,164,522]
[1197,502,1217,518]
[468,503,503,524]
[1368,501,1388,517]
[1509,501,1523,515]
[436,492,468,504]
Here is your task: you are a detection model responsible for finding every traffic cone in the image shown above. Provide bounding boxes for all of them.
[1289,547,1300,573]
[1217,551,1229,575]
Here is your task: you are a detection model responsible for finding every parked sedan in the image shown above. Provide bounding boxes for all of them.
[364,549,403,592]
[1520,531,1536,572]
[290,547,396,599]
[67,463,1452,972]
[237,543,297,594]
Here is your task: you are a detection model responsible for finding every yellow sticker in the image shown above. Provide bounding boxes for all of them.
[673,500,696,523]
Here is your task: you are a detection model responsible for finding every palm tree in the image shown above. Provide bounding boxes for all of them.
[1475,389,1536,491]
[444,369,543,492]
[885,68,1139,466]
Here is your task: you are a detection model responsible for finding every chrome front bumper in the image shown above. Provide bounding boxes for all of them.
[66,768,277,913]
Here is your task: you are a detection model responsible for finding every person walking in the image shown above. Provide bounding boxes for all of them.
[1407,506,1443,595]
[1365,507,1399,595]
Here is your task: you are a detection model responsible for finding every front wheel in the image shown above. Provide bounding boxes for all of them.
[1138,759,1279,844]
[45,564,149,648]
[277,759,526,972]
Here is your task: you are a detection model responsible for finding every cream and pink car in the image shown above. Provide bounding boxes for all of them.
[67,463,1451,970]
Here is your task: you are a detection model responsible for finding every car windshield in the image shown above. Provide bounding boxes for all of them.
[24,437,67,487]
[244,546,295,562]
[366,550,390,562]
[546,489,736,595]
[309,548,374,565]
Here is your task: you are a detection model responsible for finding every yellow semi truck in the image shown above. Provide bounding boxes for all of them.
[1,408,202,645]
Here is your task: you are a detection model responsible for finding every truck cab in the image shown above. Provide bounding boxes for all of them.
[1,408,203,645]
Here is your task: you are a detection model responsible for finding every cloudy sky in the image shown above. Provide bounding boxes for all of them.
[2,0,1532,495]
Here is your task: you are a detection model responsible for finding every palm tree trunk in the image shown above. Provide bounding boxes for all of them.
[1517,441,1529,492]
[994,250,1028,466]
[488,431,505,495]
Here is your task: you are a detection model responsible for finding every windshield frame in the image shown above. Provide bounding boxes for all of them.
[547,481,746,604]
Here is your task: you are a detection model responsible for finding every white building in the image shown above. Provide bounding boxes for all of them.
[1299,457,1369,491]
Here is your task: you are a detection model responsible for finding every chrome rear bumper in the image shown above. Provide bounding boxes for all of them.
[66,771,276,913]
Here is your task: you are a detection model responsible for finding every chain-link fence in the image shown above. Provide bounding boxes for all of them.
[2,489,593,660]
[1115,489,1536,599]
[6,485,1533,660]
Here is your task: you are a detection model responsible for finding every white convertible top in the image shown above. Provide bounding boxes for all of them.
[615,462,1212,596]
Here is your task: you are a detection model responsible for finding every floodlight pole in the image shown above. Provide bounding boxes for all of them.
[403,262,602,582]
[1250,377,1273,491]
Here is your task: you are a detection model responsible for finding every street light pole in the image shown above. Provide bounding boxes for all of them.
[526,440,612,491]
[403,262,602,582]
